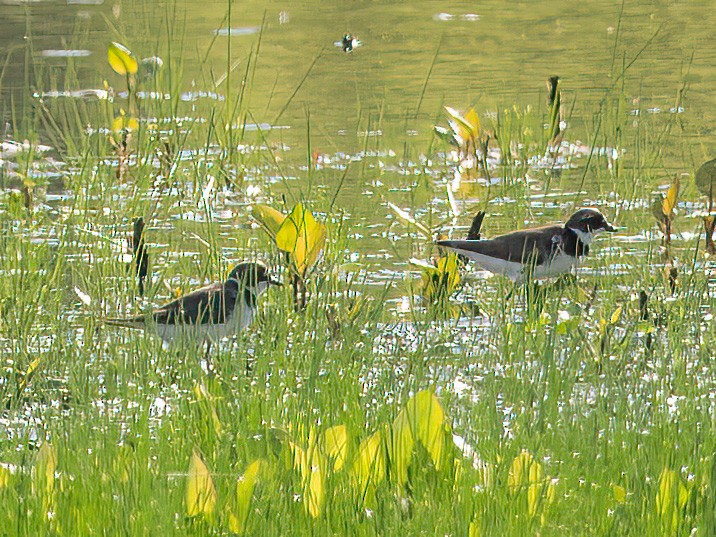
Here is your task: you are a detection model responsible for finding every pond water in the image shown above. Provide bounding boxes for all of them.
[1,0,715,319]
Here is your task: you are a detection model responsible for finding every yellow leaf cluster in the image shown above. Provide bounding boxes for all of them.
[507,450,544,517]
[420,253,461,300]
[253,203,327,276]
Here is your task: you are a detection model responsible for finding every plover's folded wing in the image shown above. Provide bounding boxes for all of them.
[436,237,543,265]
[151,282,229,325]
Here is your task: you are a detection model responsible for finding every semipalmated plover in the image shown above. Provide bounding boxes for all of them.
[437,208,616,282]
[106,261,280,343]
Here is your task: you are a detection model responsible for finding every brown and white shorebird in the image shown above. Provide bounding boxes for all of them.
[106,261,280,343]
[437,208,616,283]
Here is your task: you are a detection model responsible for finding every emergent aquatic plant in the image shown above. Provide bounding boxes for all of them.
[695,158,716,254]
[434,106,491,179]
[252,203,327,309]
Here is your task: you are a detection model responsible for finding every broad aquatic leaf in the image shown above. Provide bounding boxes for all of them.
[251,204,286,239]
[351,430,386,498]
[390,406,415,488]
[107,42,138,76]
[387,202,431,239]
[405,390,447,470]
[290,438,326,519]
[613,484,627,504]
[186,450,217,519]
[321,425,349,472]
[656,467,688,534]
[34,442,56,497]
[662,177,680,218]
[695,158,716,200]
[508,450,544,516]
[464,108,481,139]
[275,204,327,276]
[304,452,325,518]
[229,459,263,534]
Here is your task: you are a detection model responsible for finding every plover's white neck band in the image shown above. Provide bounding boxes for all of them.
[570,227,595,245]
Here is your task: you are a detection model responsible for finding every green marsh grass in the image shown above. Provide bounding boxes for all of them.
[1,7,716,537]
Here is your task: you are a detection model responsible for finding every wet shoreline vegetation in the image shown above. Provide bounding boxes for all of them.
[1,7,716,536]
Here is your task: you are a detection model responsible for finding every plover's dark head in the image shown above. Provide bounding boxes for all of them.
[565,208,616,244]
[227,261,281,295]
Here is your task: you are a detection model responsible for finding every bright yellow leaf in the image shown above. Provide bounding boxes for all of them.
[186,450,217,520]
[390,407,415,488]
[656,467,689,534]
[251,205,287,239]
[321,425,349,472]
[108,42,138,76]
[229,459,263,534]
[610,306,623,325]
[351,430,386,498]
[464,108,481,139]
[304,455,325,518]
[275,204,327,276]
[469,517,480,537]
[112,115,139,133]
[405,390,446,470]
[662,177,680,217]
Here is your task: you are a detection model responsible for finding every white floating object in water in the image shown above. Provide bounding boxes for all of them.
[41,49,91,57]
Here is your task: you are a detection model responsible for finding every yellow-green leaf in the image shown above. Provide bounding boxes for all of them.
[351,430,386,497]
[405,390,446,470]
[390,406,415,488]
[304,454,325,518]
[34,442,56,497]
[464,108,481,139]
[0,463,15,488]
[610,306,623,325]
[186,450,217,519]
[251,204,287,239]
[112,115,139,133]
[613,484,627,504]
[387,202,431,239]
[662,177,680,218]
[656,467,688,533]
[229,459,263,534]
[275,203,327,276]
[508,451,544,516]
[469,518,480,537]
[108,42,138,76]
[321,425,349,472]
